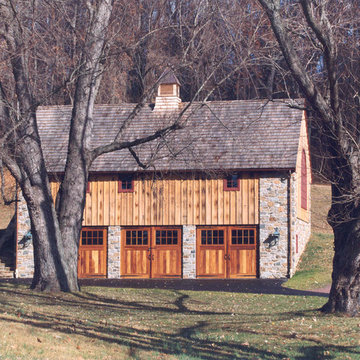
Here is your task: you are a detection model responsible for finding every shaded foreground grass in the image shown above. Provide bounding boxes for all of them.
[0,281,359,359]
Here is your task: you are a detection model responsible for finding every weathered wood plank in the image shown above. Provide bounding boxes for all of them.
[52,173,260,226]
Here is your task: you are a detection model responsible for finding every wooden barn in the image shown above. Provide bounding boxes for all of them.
[16,72,311,280]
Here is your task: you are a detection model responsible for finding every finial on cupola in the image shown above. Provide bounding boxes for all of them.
[154,68,181,112]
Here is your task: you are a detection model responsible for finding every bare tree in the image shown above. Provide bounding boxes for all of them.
[0,0,182,291]
[258,0,360,315]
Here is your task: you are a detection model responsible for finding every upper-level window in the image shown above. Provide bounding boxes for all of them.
[118,175,134,193]
[224,174,240,191]
[301,150,307,210]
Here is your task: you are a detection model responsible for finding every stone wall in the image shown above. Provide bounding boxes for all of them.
[107,226,121,278]
[182,225,196,279]
[259,174,289,279]
[16,194,34,278]
[290,172,311,275]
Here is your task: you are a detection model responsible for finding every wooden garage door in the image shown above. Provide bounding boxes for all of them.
[121,227,181,278]
[197,226,257,278]
[78,227,107,278]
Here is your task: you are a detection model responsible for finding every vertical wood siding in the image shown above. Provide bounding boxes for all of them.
[50,174,259,226]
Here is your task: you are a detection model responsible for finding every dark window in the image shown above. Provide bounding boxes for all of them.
[118,175,134,193]
[156,229,179,245]
[125,230,148,245]
[200,229,224,245]
[231,229,255,245]
[81,229,105,246]
[224,174,240,191]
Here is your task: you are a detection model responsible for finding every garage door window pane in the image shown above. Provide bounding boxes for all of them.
[201,229,224,245]
[81,229,104,246]
[156,229,179,245]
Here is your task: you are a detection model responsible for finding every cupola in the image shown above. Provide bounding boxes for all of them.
[154,69,181,112]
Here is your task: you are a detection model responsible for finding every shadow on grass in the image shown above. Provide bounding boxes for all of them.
[77,278,329,298]
[0,282,357,360]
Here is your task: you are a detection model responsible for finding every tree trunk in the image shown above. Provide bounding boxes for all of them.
[23,184,78,292]
[322,204,360,315]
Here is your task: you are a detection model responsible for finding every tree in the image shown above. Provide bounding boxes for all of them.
[258,0,360,315]
[0,0,182,291]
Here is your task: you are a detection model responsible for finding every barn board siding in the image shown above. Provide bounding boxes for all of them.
[50,174,259,226]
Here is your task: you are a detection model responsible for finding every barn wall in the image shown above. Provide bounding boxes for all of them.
[259,174,289,279]
[50,174,259,227]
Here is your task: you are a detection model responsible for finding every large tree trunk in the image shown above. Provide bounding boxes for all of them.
[23,182,77,292]
[322,190,360,315]
[0,0,113,292]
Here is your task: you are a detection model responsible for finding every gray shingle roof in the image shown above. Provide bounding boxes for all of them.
[37,99,305,173]
[159,69,181,85]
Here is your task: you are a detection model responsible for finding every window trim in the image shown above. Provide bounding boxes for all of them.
[223,174,240,191]
[118,175,134,193]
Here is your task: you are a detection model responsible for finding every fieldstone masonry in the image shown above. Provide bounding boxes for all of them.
[290,172,311,275]
[107,226,121,278]
[259,174,289,278]
[182,225,196,279]
[16,194,34,278]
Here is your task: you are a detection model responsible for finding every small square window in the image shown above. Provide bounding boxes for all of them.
[224,174,240,191]
[118,175,134,193]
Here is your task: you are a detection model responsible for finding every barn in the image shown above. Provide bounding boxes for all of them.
[16,71,311,279]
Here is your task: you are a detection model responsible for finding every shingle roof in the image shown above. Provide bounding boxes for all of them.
[159,69,181,85]
[37,99,305,173]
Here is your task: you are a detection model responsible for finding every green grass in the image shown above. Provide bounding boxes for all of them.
[284,184,334,291]
[0,281,359,360]
[284,232,333,291]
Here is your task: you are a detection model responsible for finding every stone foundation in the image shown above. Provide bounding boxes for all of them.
[182,225,196,279]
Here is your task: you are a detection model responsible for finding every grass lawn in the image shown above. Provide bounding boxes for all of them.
[0,281,359,360]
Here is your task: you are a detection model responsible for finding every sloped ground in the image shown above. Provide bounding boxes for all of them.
[311,184,332,234]
[284,184,333,291]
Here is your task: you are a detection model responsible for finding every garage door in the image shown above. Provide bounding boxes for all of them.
[121,227,181,278]
[78,227,107,278]
[196,226,257,278]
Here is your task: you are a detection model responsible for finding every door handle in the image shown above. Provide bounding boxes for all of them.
[224,254,230,260]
